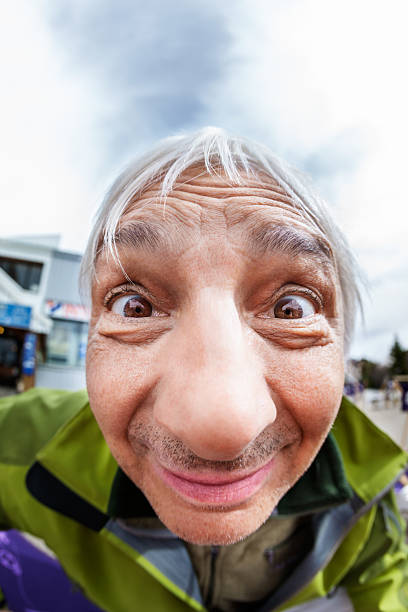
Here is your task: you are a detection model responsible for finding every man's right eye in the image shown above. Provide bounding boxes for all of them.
[111,295,153,317]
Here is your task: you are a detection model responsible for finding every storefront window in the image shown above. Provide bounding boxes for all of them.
[0,337,19,367]
[0,334,20,384]
[46,319,88,367]
[0,257,43,292]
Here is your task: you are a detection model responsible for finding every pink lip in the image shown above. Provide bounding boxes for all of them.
[152,459,275,506]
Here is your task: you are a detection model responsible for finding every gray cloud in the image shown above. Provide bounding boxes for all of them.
[301,128,367,178]
[42,0,231,163]
[290,127,369,207]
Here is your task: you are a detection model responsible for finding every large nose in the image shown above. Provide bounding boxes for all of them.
[153,289,277,461]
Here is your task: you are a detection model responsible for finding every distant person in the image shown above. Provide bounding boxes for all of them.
[0,128,407,611]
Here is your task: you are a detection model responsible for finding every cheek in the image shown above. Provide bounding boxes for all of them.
[86,336,157,439]
[267,345,344,437]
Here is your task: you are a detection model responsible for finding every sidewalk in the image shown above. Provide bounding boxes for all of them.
[353,391,408,451]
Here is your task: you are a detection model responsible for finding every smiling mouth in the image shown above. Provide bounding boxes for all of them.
[152,459,275,506]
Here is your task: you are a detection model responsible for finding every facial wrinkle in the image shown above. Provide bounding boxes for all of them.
[169,167,288,193]
[169,185,294,206]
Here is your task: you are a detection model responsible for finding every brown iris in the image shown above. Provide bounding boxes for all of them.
[123,296,153,317]
[274,297,304,319]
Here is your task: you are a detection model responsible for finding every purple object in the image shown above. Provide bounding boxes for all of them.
[399,381,408,411]
[0,530,103,612]
[394,468,408,492]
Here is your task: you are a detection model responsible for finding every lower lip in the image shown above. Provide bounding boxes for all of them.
[153,460,274,506]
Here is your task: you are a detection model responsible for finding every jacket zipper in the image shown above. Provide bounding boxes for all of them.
[258,472,408,612]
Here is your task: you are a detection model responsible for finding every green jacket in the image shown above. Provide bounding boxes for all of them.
[0,388,407,611]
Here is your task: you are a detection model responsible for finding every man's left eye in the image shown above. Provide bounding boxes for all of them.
[272,295,316,319]
[111,295,153,317]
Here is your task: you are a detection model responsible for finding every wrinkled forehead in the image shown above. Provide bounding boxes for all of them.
[124,169,301,225]
[99,169,334,269]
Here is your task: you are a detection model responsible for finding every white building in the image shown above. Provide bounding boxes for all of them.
[0,235,88,391]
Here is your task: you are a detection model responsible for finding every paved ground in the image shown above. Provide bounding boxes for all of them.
[353,391,408,451]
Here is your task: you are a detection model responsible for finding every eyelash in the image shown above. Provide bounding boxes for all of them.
[259,286,323,313]
[104,283,152,309]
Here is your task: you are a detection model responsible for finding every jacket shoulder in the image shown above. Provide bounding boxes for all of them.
[332,396,408,500]
[0,388,89,466]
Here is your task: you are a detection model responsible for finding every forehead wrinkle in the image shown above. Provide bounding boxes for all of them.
[222,198,307,239]
[128,194,203,228]
[136,170,294,211]
[172,165,289,194]
[169,184,293,205]
[109,175,332,264]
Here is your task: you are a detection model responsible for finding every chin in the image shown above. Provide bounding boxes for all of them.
[152,489,280,546]
[160,511,270,546]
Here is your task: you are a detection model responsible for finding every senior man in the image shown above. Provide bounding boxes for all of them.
[0,128,407,612]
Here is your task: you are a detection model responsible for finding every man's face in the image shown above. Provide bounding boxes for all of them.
[86,170,345,545]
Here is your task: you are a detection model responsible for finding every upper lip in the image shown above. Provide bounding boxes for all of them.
[158,459,274,486]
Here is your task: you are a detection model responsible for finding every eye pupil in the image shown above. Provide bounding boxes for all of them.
[123,296,152,317]
[274,297,304,319]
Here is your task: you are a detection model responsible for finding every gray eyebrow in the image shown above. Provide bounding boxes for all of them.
[113,220,170,252]
[247,223,333,264]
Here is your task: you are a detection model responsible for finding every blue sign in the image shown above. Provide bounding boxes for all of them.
[22,333,37,375]
[0,303,32,329]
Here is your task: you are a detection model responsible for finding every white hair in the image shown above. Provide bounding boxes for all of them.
[80,126,363,350]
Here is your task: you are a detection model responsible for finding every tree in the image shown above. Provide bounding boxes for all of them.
[389,338,408,376]
[359,359,388,389]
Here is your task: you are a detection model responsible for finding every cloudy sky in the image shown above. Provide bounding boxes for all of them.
[1,0,407,362]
